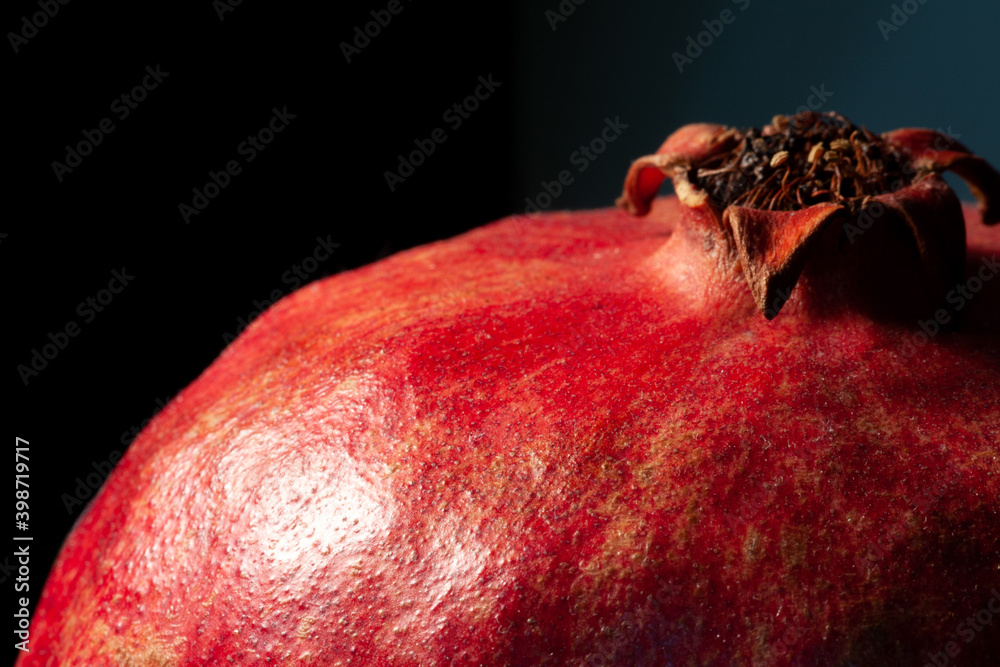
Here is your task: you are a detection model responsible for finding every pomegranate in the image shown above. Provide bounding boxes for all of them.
[19,112,1000,665]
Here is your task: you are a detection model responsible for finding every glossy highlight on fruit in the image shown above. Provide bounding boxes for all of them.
[20,113,1000,666]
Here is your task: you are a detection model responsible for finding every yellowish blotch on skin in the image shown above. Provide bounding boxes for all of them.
[72,618,184,667]
[296,615,317,639]
[779,525,811,571]
[743,527,764,565]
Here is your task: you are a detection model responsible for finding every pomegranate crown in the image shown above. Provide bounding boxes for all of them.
[618,111,1000,319]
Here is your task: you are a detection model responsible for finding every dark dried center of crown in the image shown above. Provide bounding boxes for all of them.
[690,111,920,211]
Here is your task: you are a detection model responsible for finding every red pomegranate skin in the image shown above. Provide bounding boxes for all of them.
[20,199,1000,666]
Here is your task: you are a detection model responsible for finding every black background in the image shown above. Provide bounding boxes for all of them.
[5,0,1000,664]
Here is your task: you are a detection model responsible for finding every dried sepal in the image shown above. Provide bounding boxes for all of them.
[723,204,845,318]
[617,123,735,216]
[619,112,1000,319]
[882,128,1000,225]
[869,175,967,301]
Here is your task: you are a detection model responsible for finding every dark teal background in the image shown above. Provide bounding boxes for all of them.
[511,0,1000,213]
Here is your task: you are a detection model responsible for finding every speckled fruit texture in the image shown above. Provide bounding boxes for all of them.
[20,198,1000,666]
